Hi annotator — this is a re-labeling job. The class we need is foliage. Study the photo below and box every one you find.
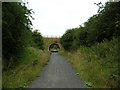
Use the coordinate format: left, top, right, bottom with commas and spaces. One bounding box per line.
2, 2, 44, 70
60, 2, 120, 88
32, 30, 44, 50
61, 2, 120, 51
60, 37, 119, 88
3, 47, 49, 88
60, 29, 74, 51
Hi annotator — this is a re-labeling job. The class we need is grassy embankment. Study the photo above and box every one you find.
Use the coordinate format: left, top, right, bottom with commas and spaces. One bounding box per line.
60, 38, 119, 88
2, 37, 60, 88
3, 47, 50, 88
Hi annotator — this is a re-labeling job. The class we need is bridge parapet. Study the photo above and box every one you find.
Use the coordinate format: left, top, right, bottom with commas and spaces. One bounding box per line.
43, 35, 61, 38
43, 37, 61, 51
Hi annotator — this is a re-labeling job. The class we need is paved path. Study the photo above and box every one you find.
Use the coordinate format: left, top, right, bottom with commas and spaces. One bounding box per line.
29, 52, 85, 88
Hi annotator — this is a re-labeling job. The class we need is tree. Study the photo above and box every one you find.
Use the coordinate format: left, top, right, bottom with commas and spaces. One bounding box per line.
32, 30, 44, 50
60, 29, 74, 51
2, 2, 34, 69
61, 2, 120, 50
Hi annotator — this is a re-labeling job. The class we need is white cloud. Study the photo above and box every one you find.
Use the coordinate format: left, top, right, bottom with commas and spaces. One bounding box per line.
27, 0, 107, 37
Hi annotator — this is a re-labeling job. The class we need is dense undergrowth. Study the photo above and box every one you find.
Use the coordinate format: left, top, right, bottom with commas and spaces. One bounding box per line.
2, 2, 51, 89
3, 47, 50, 88
60, 2, 120, 88
60, 37, 119, 88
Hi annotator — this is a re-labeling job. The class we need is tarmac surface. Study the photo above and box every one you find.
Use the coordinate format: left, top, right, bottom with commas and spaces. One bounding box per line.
29, 52, 85, 88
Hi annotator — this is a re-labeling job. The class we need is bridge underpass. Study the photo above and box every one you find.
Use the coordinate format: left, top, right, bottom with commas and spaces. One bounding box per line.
49, 43, 60, 52
43, 37, 62, 52
29, 37, 85, 88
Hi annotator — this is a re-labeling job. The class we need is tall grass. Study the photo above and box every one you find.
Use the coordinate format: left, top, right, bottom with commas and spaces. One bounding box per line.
3, 47, 50, 88
60, 37, 119, 88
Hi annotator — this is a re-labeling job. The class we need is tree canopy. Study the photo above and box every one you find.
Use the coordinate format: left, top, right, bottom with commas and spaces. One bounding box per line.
61, 2, 120, 51
2, 2, 44, 69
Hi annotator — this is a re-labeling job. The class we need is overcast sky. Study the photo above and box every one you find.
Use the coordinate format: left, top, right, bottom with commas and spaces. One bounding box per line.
27, 0, 108, 37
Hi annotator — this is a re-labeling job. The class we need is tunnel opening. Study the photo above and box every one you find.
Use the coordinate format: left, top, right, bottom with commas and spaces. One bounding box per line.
49, 43, 60, 52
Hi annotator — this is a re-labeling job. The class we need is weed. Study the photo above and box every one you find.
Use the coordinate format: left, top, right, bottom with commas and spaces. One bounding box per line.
60, 38, 119, 88
3, 47, 50, 88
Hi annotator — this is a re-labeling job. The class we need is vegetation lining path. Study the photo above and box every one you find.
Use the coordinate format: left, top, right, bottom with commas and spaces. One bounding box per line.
29, 52, 85, 88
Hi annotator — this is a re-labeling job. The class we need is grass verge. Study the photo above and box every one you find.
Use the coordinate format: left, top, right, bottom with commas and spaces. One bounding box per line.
3, 47, 50, 88
60, 38, 119, 88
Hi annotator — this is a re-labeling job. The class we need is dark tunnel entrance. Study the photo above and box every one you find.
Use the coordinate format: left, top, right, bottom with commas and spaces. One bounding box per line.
49, 43, 60, 52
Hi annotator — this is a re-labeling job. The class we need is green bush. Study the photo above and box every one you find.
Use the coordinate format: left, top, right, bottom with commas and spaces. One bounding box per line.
79, 37, 119, 87
60, 2, 120, 87
61, 37, 119, 88
2, 2, 44, 70
32, 30, 44, 50
60, 29, 74, 51
61, 2, 120, 50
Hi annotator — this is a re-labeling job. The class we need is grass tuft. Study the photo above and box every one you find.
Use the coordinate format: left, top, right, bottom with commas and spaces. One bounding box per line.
3, 47, 50, 88
60, 38, 119, 88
